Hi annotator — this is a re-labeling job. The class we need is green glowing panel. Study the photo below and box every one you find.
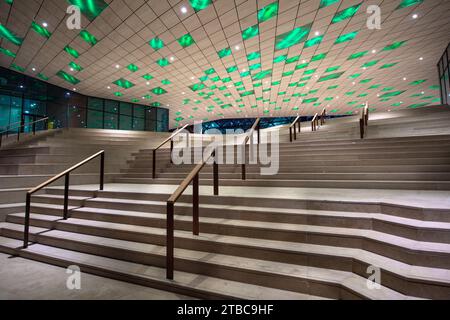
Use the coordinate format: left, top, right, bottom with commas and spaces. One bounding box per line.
127, 64, 138, 72
161, 79, 171, 85
382, 41, 407, 51
189, 83, 206, 92
348, 51, 368, 60
247, 52, 261, 61
303, 98, 318, 104
361, 60, 380, 68
345, 91, 355, 96
318, 72, 344, 82
349, 73, 361, 79
142, 74, 153, 80
205, 68, 215, 75
286, 55, 300, 64
218, 48, 231, 58
149, 38, 164, 50
68, 0, 108, 21
409, 79, 427, 85
319, 0, 339, 8
311, 52, 327, 61
304, 35, 323, 48
328, 85, 338, 89
113, 78, 135, 89
64, 46, 79, 58
0, 24, 23, 46
178, 33, 195, 48
295, 63, 309, 70
273, 55, 287, 63
240, 71, 250, 77
57, 70, 80, 85
369, 84, 381, 89
222, 77, 231, 83
258, 2, 278, 23
156, 58, 170, 67
199, 75, 208, 82
407, 103, 429, 109
69, 61, 83, 71
396, 0, 423, 9
304, 69, 316, 75
282, 71, 294, 77
5, 0, 13, 4
242, 25, 259, 40
332, 3, 362, 23
31, 21, 51, 39
0, 47, 16, 57
360, 78, 373, 83
189, 0, 212, 11
226, 66, 238, 73
79, 30, 97, 46
10, 63, 25, 72
38, 73, 49, 81
240, 90, 255, 97
249, 63, 261, 71
334, 31, 358, 44
325, 66, 340, 73
380, 62, 398, 69
275, 23, 311, 50
151, 87, 167, 95
114, 92, 123, 97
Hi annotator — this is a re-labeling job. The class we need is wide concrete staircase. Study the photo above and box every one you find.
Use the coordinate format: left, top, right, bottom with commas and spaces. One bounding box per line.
0, 106, 450, 299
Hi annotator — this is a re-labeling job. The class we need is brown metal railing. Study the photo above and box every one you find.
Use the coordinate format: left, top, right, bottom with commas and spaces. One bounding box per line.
0, 116, 49, 148
166, 148, 219, 279
320, 108, 327, 125
23, 150, 105, 248
359, 103, 369, 139
152, 124, 189, 179
311, 113, 319, 131
241, 118, 261, 180
289, 115, 301, 142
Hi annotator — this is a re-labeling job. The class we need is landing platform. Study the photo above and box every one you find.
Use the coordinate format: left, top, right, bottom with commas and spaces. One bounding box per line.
54, 183, 450, 210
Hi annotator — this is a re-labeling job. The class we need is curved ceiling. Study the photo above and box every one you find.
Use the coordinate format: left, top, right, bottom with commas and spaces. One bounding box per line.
0, 0, 449, 128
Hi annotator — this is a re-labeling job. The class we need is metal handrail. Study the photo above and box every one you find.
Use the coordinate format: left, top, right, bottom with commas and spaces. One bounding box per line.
152, 124, 189, 179
23, 150, 105, 248
360, 102, 369, 139
241, 118, 261, 180
0, 117, 49, 148
320, 108, 327, 125
289, 115, 301, 142
166, 148, 219, 279
311, 113, 319, 131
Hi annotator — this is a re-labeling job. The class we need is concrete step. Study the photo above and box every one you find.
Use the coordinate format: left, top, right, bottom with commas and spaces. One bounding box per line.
0, 224, 420, 300
0, 163, 124, 175
0, 154, 76, 164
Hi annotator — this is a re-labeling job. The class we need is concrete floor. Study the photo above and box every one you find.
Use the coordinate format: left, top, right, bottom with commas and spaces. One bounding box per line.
0, 253, 193, 300
60, 183, 450, 209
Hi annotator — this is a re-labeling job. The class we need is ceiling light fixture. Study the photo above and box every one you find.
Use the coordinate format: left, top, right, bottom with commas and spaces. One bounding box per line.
181, 6, 188, 14
403, 77, 407, 80
42, 22, 48, 27
412, 14, 418, 19
170, 56, 175, 61
235, 45, 240, 50
372, 49, 376, 53
419, 57, 423, 60
115, 64, 120, 68
315, 31, 320, 36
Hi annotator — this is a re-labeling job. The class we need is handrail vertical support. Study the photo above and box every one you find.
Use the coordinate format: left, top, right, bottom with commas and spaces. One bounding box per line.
293, 124, 297, 140
63, 173, 70, 220
23, 193, 31, 248
298, 121, 301, 133
289, 127, 293, 142
213, 153, 219, 196
170, 140, 174, 164
193, 174, 199, 236
166, 202, 174, 280
257, 123, 260, 144
100, 152, 105, 190
152, 149, 156, 179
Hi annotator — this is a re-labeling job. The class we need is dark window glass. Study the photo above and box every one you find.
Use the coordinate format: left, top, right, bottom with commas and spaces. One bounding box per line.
87, 110, 103, 128
88, 97, 103, 111
119, 115, 132, 130
68, 106, 87, 128
133, 105, 145, 118
120, 102, 132, 116
104, 112, 118, 129
105, 100, 119, 114
133, 118, 144, 131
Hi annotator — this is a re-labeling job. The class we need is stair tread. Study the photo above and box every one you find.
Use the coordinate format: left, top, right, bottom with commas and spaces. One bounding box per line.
0, 224, 420, 300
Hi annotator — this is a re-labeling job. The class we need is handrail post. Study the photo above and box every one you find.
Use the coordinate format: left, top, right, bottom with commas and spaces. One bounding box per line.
360, 118, 365, 139
63, 173, 70, 220
170, 140, 174, 164
152, 149, 156, 179
0, 133, 2, 148
213, 150, 219, 196
166, 201, 174, 280
23, 193, 31, 248
298, 121, 301, 133
100, 152, 105, 190
193, 174, 199, 236
293, 124, 297, 140
32, 116, 36, 136
257, 122, 260, 144
289, 127, 293, 142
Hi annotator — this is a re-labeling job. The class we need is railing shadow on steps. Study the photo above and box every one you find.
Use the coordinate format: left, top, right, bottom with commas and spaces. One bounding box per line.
241, 118, 261, 180
289, 115, 301, 142
152, 124, 190, 179
165, 148, 219, 280
0, 116, 49, 148
359, 102, 369, 139
22, 150, 105, 248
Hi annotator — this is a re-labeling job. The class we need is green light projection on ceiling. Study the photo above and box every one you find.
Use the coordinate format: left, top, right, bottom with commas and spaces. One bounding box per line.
56, 70, 80, 85
409, 79, 427, 85
331, 3, 362, 23
67, 0, 108, 21
380, 62, 398, 69
0, 47, 16, 57
31, 21, 51, 39
10, 63, 25, 72
335, 31, 358, 44
242, 25, 259, 40
189, 0, 212, 11
113, 78, 135, 89
379, 91, 406, 98
311, 52, 327, 61
142, 74, 153, 80
157, 58, 170, 67
178, 33, 195, 47
396, 0, 423, 9
218, 48, 231, 58
258, 2, 278, 23
0, 24, 23, 46
149, 38, 164, 50
382, 41, 407, 51
64, 46, 79, 58
151, 87, 167, 95
127, 64, 138, 72
361, 60, 380, 68
69, 61, 83, 71
319, 0, 339, 8
317, 72, 344, 82
38, 73, 49, 81
275, 24, 311, 50
304, 35, 323, 48
348, 51, 368, 60
79, 30, 97, 46
247, 52, 261, 61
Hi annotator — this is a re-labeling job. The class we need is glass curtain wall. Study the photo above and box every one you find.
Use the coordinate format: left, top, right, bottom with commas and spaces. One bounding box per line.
0, 66, 169, 133
438, 43, 450, 106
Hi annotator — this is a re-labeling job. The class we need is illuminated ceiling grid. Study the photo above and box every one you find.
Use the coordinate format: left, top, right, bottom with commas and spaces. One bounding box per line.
0, 0, 449, 127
